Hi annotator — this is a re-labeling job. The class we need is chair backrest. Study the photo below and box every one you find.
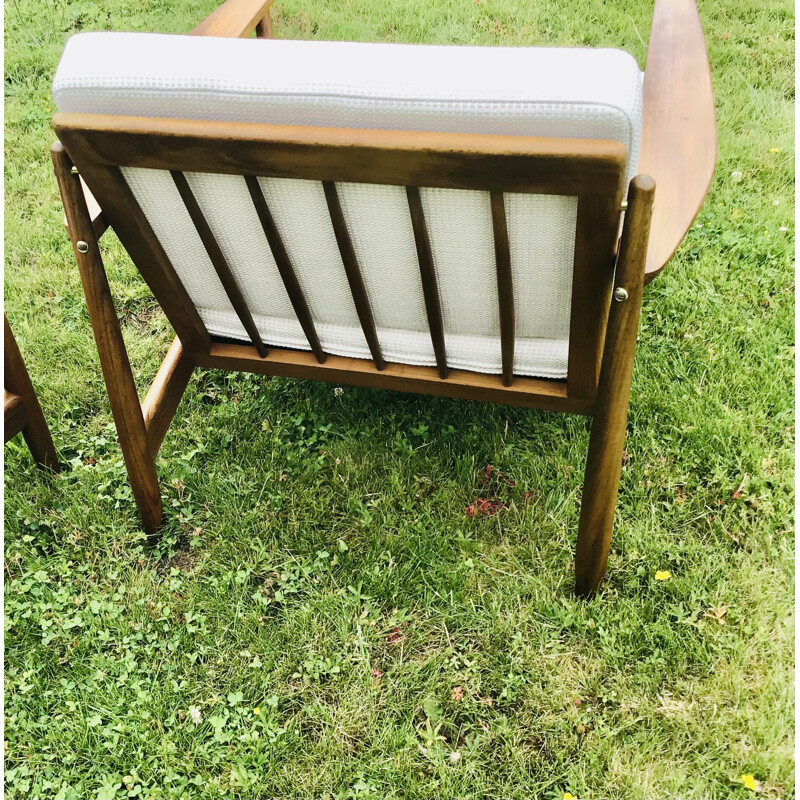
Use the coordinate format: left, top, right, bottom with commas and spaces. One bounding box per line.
53, 33, 642, 399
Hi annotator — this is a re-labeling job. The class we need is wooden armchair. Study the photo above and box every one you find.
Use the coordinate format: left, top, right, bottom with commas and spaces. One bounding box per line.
50, 0, 715, 596
4, 316, 59, 470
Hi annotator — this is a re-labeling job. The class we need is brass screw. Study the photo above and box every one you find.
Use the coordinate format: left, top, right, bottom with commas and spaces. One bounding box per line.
70, 166, 79, 175
76, 241, 89, 254
613, 287, 629, 302
620, 200, 628, 211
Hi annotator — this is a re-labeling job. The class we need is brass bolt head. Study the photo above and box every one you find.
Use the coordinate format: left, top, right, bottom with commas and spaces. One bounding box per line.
76, 241, 90, 254
613, 287, 629, 302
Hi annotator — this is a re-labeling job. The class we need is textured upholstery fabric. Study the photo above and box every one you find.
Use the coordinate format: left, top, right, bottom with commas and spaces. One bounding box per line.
53, 33, 643, 378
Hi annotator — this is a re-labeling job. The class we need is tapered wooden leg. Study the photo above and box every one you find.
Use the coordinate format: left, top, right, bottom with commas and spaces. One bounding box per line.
4, 315, 59, 470
255, 13, 273, 37
255, 1, 274, 38
575, 175, 655, 597
52, 142, 163, 535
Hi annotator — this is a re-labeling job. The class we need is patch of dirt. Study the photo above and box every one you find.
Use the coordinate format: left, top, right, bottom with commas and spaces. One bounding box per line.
122, 302, 165, 334
169, 548, 200, 573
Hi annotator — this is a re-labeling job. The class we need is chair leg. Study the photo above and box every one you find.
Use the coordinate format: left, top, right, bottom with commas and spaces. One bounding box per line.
4, 315, 59, 470
255, 13, 273, 38
52, 142, 163, 536
575, 175, 655, 597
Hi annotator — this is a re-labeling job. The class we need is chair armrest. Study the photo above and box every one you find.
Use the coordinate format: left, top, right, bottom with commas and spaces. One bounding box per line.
191, 0, 274, 38
638, 0, 717, 282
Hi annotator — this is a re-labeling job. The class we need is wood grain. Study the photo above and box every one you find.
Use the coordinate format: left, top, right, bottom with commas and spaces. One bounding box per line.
191, 340, 592, 415
53, 114, 626, 197
171, 170, 267, 357
245, 175, 326, 363
639, 0, 716, 281
56, 155, 212, 354
567, 193, 624, 399
323, 180, 385, 371
491, 192, 515, 387
142, 337, 195, 459
52, 143, 162, 534
4, 316, 58, 468
574, 175, 655, 597
406, 186, 448, 379
191, 0, 274, 37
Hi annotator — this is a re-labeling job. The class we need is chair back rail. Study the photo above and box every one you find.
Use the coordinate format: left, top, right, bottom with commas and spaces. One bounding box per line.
53, 112, 627, 407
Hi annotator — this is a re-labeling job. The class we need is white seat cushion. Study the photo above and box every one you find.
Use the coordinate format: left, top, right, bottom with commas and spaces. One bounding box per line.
53, 33, 643, 379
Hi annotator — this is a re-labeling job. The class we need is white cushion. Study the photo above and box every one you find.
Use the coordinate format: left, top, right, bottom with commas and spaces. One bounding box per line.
53, 33, 643, 379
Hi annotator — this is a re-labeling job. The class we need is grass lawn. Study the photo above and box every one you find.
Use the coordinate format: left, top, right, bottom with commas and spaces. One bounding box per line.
3, 0, 794, 797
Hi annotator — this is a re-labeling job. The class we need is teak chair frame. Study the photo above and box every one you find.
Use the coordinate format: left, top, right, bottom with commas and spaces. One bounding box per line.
4, 315, 59, 470
51, 0, 715, 597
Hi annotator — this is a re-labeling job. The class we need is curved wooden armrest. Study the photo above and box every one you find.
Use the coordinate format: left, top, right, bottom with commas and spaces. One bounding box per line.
638, 0, 717, 282
191, 0, 274, 38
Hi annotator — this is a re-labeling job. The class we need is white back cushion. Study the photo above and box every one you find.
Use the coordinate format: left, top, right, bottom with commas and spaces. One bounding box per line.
53, 33, 643, 379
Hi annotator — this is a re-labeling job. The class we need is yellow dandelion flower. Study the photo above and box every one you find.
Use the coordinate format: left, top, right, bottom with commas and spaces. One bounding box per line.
655, 570, 671, 581
564, 793, 578, 800
253, 707, 261, 715
769, 147, 781, 153
739, 774, 761, 792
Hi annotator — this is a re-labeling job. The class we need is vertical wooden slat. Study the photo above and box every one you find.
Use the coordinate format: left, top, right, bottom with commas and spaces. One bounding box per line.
322, 180, 385, 371
171, 170, 267, 358
490, 191, 514, 387
244, 175, 326, 364
406, 186, 448, 380
567, 195, 621, 399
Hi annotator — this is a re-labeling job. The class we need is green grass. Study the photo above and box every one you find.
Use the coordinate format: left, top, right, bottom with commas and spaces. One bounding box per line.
3, 0, 794, 797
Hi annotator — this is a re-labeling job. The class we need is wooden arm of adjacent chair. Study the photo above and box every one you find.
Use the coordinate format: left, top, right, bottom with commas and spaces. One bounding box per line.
639, 0, 717, 282
191, 0, 274, 38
